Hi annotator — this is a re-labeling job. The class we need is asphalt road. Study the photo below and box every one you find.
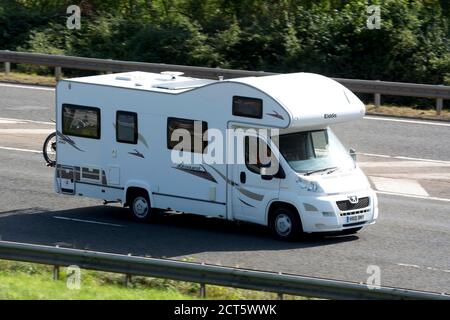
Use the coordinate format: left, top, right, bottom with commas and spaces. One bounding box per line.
0, 82, 449, 294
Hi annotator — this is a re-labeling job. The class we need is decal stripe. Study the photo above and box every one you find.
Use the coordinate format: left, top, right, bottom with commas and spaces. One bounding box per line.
173, 165, 217, 183
237, 187, 264, 201
239, 198, 255, 208
266, 110, 284, 120
56, 131, 84, 152
206, 164, 264, 201
138, 133, 149, 148
153, 192, 226, 205
128, 149, 145, 158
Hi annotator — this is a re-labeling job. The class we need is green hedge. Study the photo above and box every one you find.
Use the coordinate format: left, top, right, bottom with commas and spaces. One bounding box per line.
1, 0, 449, 89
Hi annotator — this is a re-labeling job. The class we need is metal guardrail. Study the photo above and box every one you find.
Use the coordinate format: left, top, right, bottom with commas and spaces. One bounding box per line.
0, 240, 448, 300
0, 50, 449, 114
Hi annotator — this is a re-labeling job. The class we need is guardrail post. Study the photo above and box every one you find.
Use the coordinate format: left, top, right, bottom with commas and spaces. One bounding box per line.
374, 93, 381, 109
199, 283, 206, 298
4, 62, 10, 76
55, 66, 62, 81
53, 265, 60, 280
277, 293, 284, 300
125, 274, 132, 287
436, 98, 443, 116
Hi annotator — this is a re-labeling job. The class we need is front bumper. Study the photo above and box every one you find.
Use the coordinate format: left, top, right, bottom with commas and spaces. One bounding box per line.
299, 189, 378, 233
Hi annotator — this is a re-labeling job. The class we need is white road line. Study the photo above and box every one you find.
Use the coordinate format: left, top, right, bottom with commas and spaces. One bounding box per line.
364, 116, 450, 127
0, 82, 54, 91
358, 152, 450, 164
0, 117, 54, 125
396, 263, 450, 274
0, 146, 42, 154
0, 129, 54, 134
359, 161, 450, 168
376, 191, 450, 202
53, 216, 124, 227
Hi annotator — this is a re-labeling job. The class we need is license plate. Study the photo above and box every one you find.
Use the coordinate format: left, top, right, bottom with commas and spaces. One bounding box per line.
346, 214, 364, 223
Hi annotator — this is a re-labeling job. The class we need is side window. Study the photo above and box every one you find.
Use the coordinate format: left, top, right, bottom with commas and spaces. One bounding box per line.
62, 104, 101, 139
311, 130, 329, 157
245, 136, 272, 174
232, 96, 263, 119
167, 117, 208, 154
116, 111, 138, 144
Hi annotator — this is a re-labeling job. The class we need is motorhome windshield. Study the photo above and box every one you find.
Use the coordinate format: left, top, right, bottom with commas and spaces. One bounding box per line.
278, 129, 354, 175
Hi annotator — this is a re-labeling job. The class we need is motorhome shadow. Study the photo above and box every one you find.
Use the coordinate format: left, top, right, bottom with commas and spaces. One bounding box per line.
52, 71, 378, 241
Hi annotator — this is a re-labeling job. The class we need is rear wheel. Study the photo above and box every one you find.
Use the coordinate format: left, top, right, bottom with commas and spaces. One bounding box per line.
269, 207, 303, 241
129, 190, 154, 222
43, 132, 57, 167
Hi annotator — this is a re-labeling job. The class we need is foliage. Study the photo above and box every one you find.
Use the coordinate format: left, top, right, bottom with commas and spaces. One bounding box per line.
0, 0, 448, 86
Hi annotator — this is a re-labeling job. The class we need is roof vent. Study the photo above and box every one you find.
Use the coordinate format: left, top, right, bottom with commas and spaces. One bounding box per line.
116, 76, 132, 81
160, 71, 184, 80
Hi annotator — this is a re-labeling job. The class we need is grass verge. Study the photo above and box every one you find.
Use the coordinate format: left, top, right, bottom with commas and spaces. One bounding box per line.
366, 104, 450, 121
0, 71, 56, 86
0, 260, 307, 300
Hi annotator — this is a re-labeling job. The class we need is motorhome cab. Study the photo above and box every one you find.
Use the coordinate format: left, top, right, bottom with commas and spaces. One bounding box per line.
54, 71, 378, 240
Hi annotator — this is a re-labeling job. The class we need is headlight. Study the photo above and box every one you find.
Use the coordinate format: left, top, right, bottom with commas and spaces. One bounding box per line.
296, 177, 323, 193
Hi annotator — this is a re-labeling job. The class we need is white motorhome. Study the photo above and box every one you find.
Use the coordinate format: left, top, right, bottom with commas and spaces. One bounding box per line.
53, 71, 378, 240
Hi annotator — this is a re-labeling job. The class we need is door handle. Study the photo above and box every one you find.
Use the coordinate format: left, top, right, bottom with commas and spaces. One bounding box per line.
240, 172, 246, 184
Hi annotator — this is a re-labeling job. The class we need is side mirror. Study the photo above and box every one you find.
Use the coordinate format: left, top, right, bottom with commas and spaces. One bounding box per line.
260, 166, 274, 181
349, 148, 357, 162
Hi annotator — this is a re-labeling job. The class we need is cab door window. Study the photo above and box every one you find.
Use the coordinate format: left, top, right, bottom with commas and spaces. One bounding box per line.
244, 136, 273, 174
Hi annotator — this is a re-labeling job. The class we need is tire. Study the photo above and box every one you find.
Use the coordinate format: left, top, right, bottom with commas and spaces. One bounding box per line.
269, 207, 303, 241
43, 132, 57, 167
340, 227, 363, 235
129, 190, 154, 222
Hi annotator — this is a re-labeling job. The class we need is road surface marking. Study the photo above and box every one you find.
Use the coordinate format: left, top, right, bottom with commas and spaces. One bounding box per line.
0, 119, 26, 124
376, 191, 450, 202
375, 172, 450, 180
0, 129, 54, 134
364, 116, 450, 127
370, 176, 429, 197
0, 146, 42, 154
396, 263, 450, 274
358, 152, 450, 164
53, 216, 124, 227
0, 82, 55, 91
0, 117, 54, 125
359, 161, 450, 168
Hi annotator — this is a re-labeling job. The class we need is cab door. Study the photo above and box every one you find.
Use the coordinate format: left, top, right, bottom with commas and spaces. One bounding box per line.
231, 131, 280, 224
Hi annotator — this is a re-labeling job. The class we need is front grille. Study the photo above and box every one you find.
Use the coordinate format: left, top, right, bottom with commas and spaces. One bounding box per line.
336, 197, 370, 211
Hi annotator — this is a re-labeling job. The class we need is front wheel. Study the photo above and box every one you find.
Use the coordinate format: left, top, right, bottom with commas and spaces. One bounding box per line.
43, 132, 57, 167
269, 207, 303, 241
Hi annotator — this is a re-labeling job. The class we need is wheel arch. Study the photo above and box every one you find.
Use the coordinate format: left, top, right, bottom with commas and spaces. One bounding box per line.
123, 181, 154, 207
266, 200, 302, 226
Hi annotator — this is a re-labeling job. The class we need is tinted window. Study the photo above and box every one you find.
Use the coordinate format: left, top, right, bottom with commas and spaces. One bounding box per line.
116, 111, 138, 144
62, 104, 100, 139
232, 96, 263, 119
167, 117, 208, 153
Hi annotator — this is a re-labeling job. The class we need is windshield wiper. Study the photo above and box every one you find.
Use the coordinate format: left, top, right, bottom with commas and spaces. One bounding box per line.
304, 166, 338, 176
